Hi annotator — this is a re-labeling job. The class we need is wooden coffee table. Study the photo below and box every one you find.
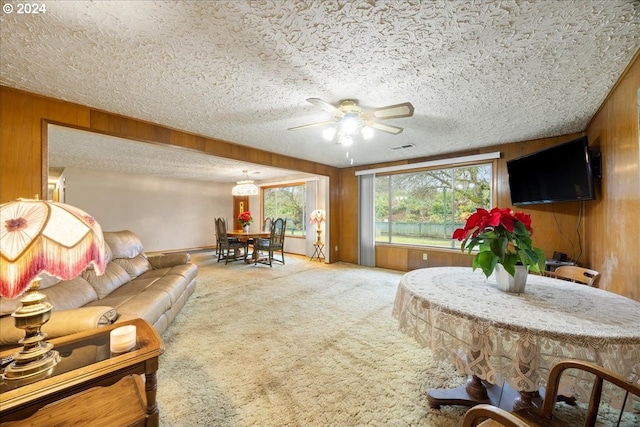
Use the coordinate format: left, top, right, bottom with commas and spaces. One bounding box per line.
0, 318, 164, 426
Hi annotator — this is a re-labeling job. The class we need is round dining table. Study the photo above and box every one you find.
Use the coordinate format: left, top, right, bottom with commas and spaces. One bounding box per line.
392, 267, 640, 410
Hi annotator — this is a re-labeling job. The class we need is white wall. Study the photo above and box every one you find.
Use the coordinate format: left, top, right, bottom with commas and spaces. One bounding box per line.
63, 168, 330, 258
64, 167, 233, 252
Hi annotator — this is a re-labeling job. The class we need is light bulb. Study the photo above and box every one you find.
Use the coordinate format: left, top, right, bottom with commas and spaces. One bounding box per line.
340, 135, 353, 146
323, 127, 336, 141
361, 126, 374, 140
341, 115, 359, 134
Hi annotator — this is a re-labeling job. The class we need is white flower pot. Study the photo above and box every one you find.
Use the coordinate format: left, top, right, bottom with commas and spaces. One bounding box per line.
494, 263, 529, 293
243, 225, 250, 233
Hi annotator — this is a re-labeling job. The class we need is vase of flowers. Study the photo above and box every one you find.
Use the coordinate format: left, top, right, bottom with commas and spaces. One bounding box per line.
452, 207, 545, 293
238, 211, 253, 232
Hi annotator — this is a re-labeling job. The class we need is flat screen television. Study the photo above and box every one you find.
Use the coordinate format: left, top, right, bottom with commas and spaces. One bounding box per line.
507, 136, 597, 205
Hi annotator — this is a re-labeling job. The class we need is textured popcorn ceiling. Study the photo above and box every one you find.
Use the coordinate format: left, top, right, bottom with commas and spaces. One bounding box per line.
1, 1, 639, 180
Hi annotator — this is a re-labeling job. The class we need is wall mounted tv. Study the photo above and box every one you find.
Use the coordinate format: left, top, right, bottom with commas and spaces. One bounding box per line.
507, 136, 598, 205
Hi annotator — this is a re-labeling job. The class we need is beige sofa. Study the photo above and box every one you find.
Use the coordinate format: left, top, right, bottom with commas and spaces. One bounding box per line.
1, 230, 197, 349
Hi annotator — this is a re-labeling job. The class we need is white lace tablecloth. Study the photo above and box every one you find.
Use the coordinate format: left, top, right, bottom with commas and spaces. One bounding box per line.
393, 267, 640, 399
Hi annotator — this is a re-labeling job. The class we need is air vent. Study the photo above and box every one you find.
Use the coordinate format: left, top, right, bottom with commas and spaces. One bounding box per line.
391, 144, 415, 151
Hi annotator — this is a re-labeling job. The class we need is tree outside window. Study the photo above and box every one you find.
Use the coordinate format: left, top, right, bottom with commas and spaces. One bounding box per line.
263, 184, 306, 236
375, 163, 493, 248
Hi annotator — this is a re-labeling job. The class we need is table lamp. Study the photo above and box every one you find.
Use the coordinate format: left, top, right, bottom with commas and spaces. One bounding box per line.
310, 209, 326, 245
0, 198, 107, 384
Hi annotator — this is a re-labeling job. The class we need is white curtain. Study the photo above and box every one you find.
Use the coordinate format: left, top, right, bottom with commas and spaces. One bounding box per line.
306, 180, 318, 257
358, 173, 375, 267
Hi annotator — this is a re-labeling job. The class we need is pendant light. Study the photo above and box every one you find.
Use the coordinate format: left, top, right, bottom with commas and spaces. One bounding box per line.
232, 170, 259, 196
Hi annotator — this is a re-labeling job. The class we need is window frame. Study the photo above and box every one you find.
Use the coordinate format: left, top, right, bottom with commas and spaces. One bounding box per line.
261, 181, 307, 239
373, 158, 497, 250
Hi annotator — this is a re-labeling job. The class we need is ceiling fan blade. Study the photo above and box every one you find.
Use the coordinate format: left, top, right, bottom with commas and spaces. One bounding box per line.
288, 120, 337, 131
368, 121, 404, 135
368, 102, 414, 120
306, 98, 343, 117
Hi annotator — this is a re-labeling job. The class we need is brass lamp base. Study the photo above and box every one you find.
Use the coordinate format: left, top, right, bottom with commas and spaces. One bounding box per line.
2, 279, 61, 385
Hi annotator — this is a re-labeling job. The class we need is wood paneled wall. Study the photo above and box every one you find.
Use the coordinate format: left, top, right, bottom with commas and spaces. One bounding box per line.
584, 51, 640, 301
2, 48, 638, 301
338, 52, 640, 301
339, 133, 583, 267
0, 86, 342, 262
0, 89, 91, 201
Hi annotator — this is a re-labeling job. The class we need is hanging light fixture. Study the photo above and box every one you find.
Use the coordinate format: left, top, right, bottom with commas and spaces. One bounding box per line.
322, 112, 376, 146
232, 170, 259, 196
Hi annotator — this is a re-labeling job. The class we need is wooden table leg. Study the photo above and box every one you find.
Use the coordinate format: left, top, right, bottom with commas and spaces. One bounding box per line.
427, 375, 495, 409
427, 375, 543, 411
144, 369, 160, 426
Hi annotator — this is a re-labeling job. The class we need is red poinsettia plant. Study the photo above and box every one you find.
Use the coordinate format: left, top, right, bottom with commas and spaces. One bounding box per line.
237, 211, 253, 227
452, 207, 545, 278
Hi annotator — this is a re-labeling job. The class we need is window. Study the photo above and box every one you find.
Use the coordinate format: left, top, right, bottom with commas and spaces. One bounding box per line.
375, 163, 493, 248
263, 183, 306, 236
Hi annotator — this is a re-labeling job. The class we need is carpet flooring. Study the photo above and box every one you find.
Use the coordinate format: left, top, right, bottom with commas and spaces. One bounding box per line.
156, 253, 638, 426
156, 253, 468, 426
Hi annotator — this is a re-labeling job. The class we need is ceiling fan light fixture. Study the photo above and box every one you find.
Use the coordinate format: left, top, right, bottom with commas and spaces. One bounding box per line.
232, 170, 259, 196
340, 135, 353, 146
323, 127, 337, 141
341, 114, 360, 134
361, 126, 374, 140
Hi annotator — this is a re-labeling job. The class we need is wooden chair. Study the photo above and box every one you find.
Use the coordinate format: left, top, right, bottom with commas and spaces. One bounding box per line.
545, 266, 601, 287
463, 404, 531, 427
262, 217, 273, 232
464, 360, 640, 427
254, 217, 286, 267
215, 217, 246, 264
516, 360, 640, 427
214, 217, 237, 255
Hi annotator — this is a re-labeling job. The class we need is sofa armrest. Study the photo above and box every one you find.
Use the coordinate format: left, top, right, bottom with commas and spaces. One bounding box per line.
0, 306, 117, 347
147, 253, 191, 269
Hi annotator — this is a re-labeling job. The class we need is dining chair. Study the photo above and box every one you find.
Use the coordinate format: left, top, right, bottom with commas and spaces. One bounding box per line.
254, 217, 286, 267
215, 217, 239, 255
515, 359, 640, 427
462, 404, 531, 427
464, 360, 640, 427
262, 217, 273, 233
215, 217, 246, 264
545, 266, 601, 287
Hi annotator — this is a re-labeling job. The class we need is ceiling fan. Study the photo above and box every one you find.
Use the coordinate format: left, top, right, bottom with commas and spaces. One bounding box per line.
288, 98, 414, 144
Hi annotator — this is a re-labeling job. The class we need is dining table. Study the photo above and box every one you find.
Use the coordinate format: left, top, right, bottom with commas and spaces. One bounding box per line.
227, 230, 270, 263
392, 267, 640, 411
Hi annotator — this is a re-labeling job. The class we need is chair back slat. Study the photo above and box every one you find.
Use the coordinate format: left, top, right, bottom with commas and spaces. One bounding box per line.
540, 360, 640, 427
272, 218, 285, 245
553, 266, 601, 287
263, 217, 273, 233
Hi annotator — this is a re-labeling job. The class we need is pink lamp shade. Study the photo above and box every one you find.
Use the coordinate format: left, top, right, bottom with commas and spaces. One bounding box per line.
0, 199, 108, 299
310, 209, 326, 225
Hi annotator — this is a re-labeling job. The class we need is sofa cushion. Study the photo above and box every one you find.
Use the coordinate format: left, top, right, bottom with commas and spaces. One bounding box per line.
0, 297, 21, 316
113, 255, 151, 279
88, 289, 172, 326
39, 273, 62, 290
148, 253, 191, 269
42, 277, 99, 311
0, 306, 117, 346
104, 230, 145, 259
0, 275, 98, 315
82, 262, 131, 299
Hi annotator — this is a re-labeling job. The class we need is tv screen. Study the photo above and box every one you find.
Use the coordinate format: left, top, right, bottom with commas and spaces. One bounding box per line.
507, 136, 596, 205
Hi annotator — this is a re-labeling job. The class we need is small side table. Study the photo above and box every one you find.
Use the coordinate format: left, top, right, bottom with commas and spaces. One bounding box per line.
0, 318, 163, 426
310, 243, 325, 262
